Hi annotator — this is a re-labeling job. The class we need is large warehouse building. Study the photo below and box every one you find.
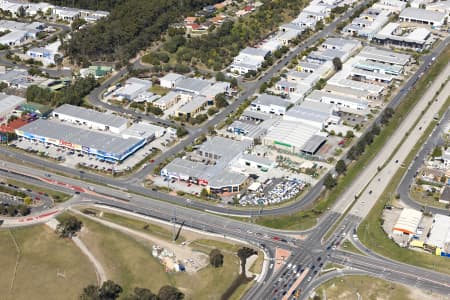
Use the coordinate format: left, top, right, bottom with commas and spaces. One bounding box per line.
392, 208, 422, 235
52, 104, 128, 134
263, 120, 326, 155
16, 119, 145, 162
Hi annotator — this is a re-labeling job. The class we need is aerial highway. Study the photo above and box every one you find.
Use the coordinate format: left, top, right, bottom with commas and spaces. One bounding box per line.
1, 32, 447, 224
1, 1, 450, 298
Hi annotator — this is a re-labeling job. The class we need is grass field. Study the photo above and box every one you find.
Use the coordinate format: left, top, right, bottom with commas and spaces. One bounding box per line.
99, 211, 181, 242
340, 240, 364, 255
76, 215, 172, 294
0, 225, 96, 300
74, 213, 250, 300
315, 275, 424, 300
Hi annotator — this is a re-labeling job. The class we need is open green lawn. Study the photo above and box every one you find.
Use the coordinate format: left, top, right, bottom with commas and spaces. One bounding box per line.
99, 211, 179, 242
316, 275, 419, 300
76, 215, 172, 295
0, 225, 96, 300
254, 208, 319, 230
5, 178, 71, 203
75, 213, 249, 300
340, 240, 363, 255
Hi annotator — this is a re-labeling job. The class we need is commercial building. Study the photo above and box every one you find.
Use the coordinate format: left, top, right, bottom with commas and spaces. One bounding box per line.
275, 70, 320, 98
250, 94, 291, 115
351, 59, 404, 76
320, 38, 362, 60
161, 136, 252, 193
52, 104, 128, 134
16, 119, 145, 162
227, 120, 268, 141
0, 94, 25, 120
26, 47, 58, 65
373, 22, 432, 51
284, 100, 338, 129
263, 119, 325, 155
393, 208, 422, 235
120, 122, 165, 141
305, 89, 368, 111
230, 47, 269, 74
358, 46, 411, 66
399, 7, 447, 28
176, 96, 208, 119
52, 7, 81, 21
237, 153, 276, 171
160, 73, 185, 89
174, 77, 230, 100
153, 91, 189, 110
343, 8, 390, 39
114, 78, 152, 101
425, 214, 450, 254
373, 0, 406, 13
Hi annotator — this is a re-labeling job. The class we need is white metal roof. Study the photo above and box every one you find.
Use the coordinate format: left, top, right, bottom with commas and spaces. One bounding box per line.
393, 208, 422, 234
426, 214, 450, 251
53, 104, 128, 128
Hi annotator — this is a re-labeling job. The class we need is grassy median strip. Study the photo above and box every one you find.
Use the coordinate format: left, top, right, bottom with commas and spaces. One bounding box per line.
253, 46, 450, 230
357, 97, 450, 276
5, 178, 71, 202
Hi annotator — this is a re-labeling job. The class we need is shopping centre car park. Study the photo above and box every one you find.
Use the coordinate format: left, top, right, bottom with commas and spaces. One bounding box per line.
10, 104, 168, 174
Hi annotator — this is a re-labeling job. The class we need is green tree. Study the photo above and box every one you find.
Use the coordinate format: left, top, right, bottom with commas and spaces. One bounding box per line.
72, 18, 87, 31
200, 188, 209, 198
432, 146, 442, 158
23, 196, 33, 206
56, 215, 82, 238
332, 57, 342, 71
209, 249, 224, 268
158, 285, 184, 300
80, 284, 100, 300
214, 93, 228, 108
98, 280, 122, 300
215, 72, 226, 82
324, 174, 337, 190
17, 205, 30, 216
176, 127, 188, 138
345, 130, 355, 139
335, 160, 347, 175
54, 54, 63, 68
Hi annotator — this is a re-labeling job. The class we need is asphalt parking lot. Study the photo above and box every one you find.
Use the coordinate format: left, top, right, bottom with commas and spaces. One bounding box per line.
10, 138, 159, 174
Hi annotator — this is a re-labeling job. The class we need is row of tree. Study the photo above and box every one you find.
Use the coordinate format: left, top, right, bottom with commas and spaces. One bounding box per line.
323, 107, 396, 190
25, 75, 98, 107
80, 280, 184, 300
0, 203, 30, 217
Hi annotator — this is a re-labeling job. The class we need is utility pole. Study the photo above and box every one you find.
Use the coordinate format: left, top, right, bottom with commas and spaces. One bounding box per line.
172, 209, 177, 242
